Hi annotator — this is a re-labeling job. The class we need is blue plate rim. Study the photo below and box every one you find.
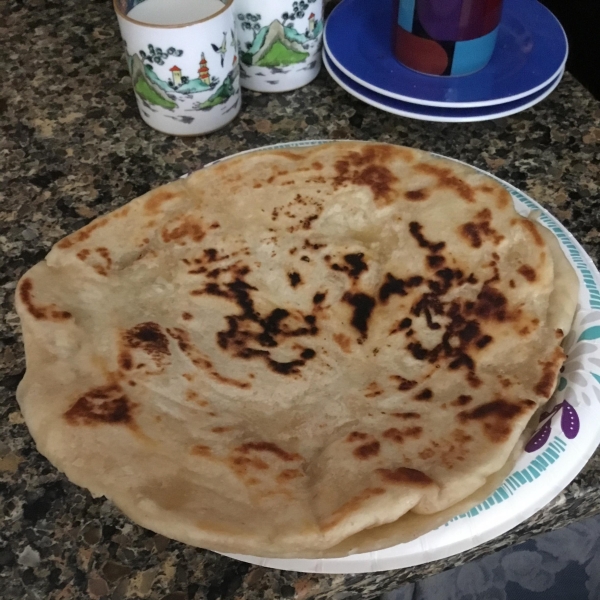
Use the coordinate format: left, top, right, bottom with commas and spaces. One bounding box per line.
323, 49, 564, 123
324, 0, 568, 109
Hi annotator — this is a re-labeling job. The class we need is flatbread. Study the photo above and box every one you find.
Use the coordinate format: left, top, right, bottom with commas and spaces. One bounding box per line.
15, 142, 578, 557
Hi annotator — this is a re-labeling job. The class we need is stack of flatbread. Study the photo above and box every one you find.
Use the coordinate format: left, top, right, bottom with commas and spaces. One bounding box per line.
15, 142, 578, 558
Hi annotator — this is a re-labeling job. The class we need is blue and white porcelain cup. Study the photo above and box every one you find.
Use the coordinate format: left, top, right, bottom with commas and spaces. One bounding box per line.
234, 0, 324, 92
114, 0, 242, 136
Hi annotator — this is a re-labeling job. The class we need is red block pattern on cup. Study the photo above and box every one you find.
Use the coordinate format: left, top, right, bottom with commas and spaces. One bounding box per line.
393, 0, 503, 76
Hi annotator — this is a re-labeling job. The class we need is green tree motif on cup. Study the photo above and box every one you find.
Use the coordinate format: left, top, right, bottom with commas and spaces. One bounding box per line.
238, 13, 262, 49
139, 44, 184, 66
281, 0, 317, 27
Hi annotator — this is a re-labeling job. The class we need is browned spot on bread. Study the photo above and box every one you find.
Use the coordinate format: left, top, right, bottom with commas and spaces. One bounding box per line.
253, 183, 262, 188
77, 249, 90, 260
118, 353, 133, 371
476, 335, 493, 349
408, 222, 445, 253
365, 382, 384, 398
392, 412, 421, 420
161, 216, 205, 245
452, 429, 473, 444
191, 444, 211, 456
185, 390, 208, 406
396, 317, 412, 331
301, 214, 319, 230
457, 399, 536, 442
353, 441, 380, 459
469, 285, 509, 321
237, 442, 301, 462
213, 370, 251, 389
312, 161, 323, 170
459, 209, 504, 248
459, 223, 481, 248
272, 151, 303, 161
383, 426, 422, 443
168, 327, 251, 388
288, 272, 302, 287
322, 487, 386, 531
343, 253, 368, 278
534, 348, 565, 397
64, 385, 137, 427
57, 216, 110, 249
96, 247, 111, 264
377, 467, 433, 486
333, 147, 400, 206
212, 426, 232, 433
313, 292, 326, 304
405, 188, 429, 201
124, 322, 170, 362
88, 246, 113, 277
427, 255, 445, 269
379, 273, 423, 303
144, 189, 176, 215
18, 278, 72, 321
207, 277, 318, 376
347, 431, 369, 442
495, 188, 510, 208
419, 448, 435, 460
414, 163, 475, 203
343, 292, 376, 339
277, 469, 303, 483
391, 375, 418, 391
231, 456, 269, 472
467, 371, 483, 388
414, 388, 433, 401
518, 219, 545, 246
518, 265, 537, 282
451, 395, 473, 407
182, 312, 193, 321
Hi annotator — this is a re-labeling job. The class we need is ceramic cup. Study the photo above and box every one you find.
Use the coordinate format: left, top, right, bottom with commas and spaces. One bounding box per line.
113, 0, 241, 136
234, 0, 324, 92
393, 0, 504, 77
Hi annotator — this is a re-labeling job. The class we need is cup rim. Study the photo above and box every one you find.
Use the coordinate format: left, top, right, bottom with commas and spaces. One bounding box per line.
113, 0, 234, 29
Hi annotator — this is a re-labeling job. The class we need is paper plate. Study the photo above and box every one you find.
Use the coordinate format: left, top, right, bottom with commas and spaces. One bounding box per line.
323, 50, 564, 123
202, 141, 600, 573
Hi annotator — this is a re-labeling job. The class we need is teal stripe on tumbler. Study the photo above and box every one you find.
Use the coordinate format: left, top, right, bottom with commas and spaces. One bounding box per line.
451, 26, 499, 76
397, 0, 416, 31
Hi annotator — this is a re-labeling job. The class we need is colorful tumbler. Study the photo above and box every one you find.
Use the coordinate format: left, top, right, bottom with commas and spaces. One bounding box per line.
393, 0, 504, 76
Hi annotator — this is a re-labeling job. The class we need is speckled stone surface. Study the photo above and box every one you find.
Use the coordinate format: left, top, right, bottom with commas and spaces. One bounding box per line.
2, 0, 600, 599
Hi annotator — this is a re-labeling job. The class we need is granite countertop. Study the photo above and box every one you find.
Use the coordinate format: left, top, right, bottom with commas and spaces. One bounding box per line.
2, 0, 600, 599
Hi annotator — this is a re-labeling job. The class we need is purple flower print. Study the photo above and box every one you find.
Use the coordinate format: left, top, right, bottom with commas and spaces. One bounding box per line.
525, 401, 579, 453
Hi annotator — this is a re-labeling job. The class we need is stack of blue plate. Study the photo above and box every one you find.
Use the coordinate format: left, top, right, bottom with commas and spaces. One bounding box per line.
323, 0, 567, 122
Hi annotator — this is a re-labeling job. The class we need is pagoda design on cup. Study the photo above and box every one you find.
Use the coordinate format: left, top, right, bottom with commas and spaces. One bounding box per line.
393, 0, 504, 76
114, 0, 242, 135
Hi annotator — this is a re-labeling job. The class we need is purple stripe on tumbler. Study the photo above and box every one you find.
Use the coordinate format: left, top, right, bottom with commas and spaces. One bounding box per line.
416, 0, 464, 41
415, 0, 503, 41
459, 0, 503, 39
